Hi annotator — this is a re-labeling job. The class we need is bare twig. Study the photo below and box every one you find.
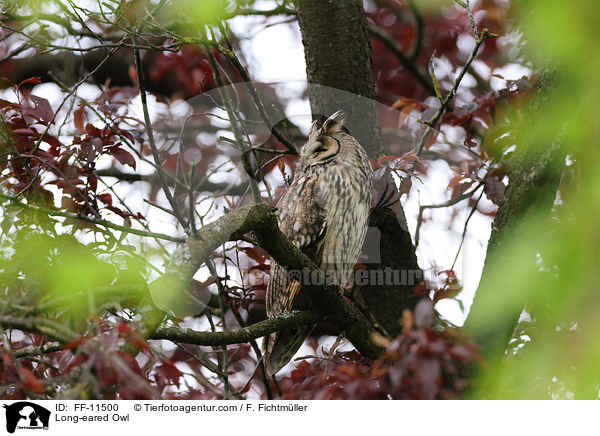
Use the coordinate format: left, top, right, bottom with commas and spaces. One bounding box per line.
206, 260, 231, 398
210, 42, 298, 155
410, 3, 498, 172
205, 43, 262, 202
451, 188, 484, 271
133, 43, 189, 230
414, 182, 484, 247
230, 307, 273, 399
95, 168, 250, 196
174, 344, 243, 399
223, 6, 297, 20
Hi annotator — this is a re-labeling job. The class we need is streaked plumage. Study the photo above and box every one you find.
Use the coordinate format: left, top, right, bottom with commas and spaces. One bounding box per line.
263, 111, 373, 375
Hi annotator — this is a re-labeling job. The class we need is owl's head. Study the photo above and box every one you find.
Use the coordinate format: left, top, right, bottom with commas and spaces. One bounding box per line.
299, 110, 347, 171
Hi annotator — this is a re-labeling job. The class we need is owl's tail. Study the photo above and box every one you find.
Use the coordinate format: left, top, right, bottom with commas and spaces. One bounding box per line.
263, 325, 314, 376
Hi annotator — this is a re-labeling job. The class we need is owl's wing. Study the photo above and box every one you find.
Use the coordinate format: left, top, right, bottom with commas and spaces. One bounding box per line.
263, 175, 326, 375
266, 175, 326, 315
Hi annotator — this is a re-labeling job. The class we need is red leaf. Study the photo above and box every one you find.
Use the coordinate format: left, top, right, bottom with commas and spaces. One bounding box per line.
397, 103, 417, 126
116, 351, 142, 376
155, 361, 182, 388
399, 177, 412, 195
277, 158, 286, 177
42, 133, 62, 155
64, 337, 87, 350
61, 196, 77, 212
116, 322, 133, 334
110, 146, 136, 169
224, 195, 236, 209
413, 281, 427, 296
64, 354, 89, 374
95, 356, 118, 387
1, 352, 16, 373
391, 97, 423, 110
12, 128, 38, 136
373, 167, 387, 182
450, 344, 478, 362
449, 177, 475, 202
89, 174, 98, 192
107, 205, 130, 218
97, 193, 113, 206
19, 77, 42, 86
238, 245, 266, 263
29, 95, 53, 123
414, 358, 441, 399
432, 287, 461, 303
378, 155, 397, 164
85, 123, 101, 137
424, 129, 439, 150
0, 98, 18, 109
74, 104, 85, 132
484, 176, 505, 205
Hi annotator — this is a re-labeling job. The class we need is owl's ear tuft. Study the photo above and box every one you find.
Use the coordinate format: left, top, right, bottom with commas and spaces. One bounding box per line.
321, 110, 346, 135
308, 118, 321, 137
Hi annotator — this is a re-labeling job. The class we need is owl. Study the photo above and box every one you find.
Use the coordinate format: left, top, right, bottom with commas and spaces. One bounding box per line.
263, 110, 374, 375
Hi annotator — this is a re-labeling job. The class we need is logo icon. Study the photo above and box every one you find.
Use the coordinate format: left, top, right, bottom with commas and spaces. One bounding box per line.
3, 402, 50, 434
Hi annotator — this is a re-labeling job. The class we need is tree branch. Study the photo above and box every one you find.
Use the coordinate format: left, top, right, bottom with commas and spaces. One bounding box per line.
95, 168, 250, 196
204, 42, 262, 202
0, 311, 320, 358
150, 311, 322, 346
0, 193, 185, 243
411, 23, 497, 172
13, 342, 64, 359
210, 42, 299, 156
133, 43, 189, 230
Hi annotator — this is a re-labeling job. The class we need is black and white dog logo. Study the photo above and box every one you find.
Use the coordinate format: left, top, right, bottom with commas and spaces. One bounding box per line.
3, 402, 50, 433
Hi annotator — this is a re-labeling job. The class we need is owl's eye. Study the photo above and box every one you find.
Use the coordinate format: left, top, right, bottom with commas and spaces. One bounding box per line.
314, 145, 327, 154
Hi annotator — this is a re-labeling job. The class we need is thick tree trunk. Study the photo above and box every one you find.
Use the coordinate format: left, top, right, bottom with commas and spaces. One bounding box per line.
294, 0, 422, 336
294, 0, 383, 158
464, 68, 566, 361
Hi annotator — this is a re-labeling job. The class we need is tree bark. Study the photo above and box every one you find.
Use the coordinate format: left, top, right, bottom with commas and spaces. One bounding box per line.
294, 0, 383, 158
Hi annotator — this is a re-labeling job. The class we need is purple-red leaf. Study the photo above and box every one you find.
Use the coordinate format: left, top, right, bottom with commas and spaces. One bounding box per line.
74, 104, 86, 132
29, 95, 53, 123
19, 77, 42, 86
110, 146, 136, 169
97, 193, 113, 206
484, 176, 505, 205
